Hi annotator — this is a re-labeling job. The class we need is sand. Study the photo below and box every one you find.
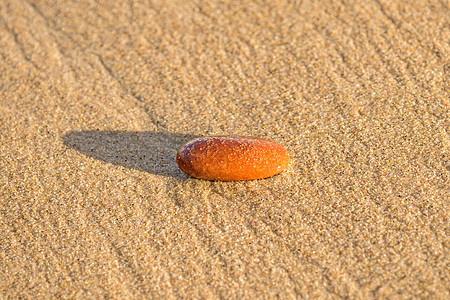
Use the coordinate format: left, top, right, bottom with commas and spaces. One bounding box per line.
0, 0, 449, 298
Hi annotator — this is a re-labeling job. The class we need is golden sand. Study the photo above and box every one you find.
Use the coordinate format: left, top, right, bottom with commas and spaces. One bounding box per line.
0, 0, 448, 298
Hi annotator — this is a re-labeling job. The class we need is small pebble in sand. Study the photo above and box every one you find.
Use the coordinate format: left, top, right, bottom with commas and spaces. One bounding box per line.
176, 136, 289, 181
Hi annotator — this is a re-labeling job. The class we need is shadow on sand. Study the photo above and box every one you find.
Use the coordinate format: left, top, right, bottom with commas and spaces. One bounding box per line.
62, 131, 199, 179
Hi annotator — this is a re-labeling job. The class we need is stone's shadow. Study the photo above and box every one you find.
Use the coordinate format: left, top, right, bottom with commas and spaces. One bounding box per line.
62, 131, 199, 179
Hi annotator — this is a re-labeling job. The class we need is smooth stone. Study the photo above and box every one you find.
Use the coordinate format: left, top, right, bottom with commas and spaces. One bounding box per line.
176, 136, 289, 181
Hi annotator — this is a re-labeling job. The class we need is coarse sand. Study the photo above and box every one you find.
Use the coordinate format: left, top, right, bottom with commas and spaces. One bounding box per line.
0, 0, 449, 298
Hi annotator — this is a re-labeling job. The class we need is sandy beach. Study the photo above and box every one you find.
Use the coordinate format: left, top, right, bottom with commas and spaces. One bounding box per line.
0, 0, 449, 298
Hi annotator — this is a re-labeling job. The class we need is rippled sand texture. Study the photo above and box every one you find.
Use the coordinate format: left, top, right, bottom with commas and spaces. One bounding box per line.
0, 0, 448, 298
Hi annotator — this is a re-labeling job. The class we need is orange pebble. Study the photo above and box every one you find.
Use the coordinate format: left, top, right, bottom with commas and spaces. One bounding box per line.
176, 136, 289, 181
